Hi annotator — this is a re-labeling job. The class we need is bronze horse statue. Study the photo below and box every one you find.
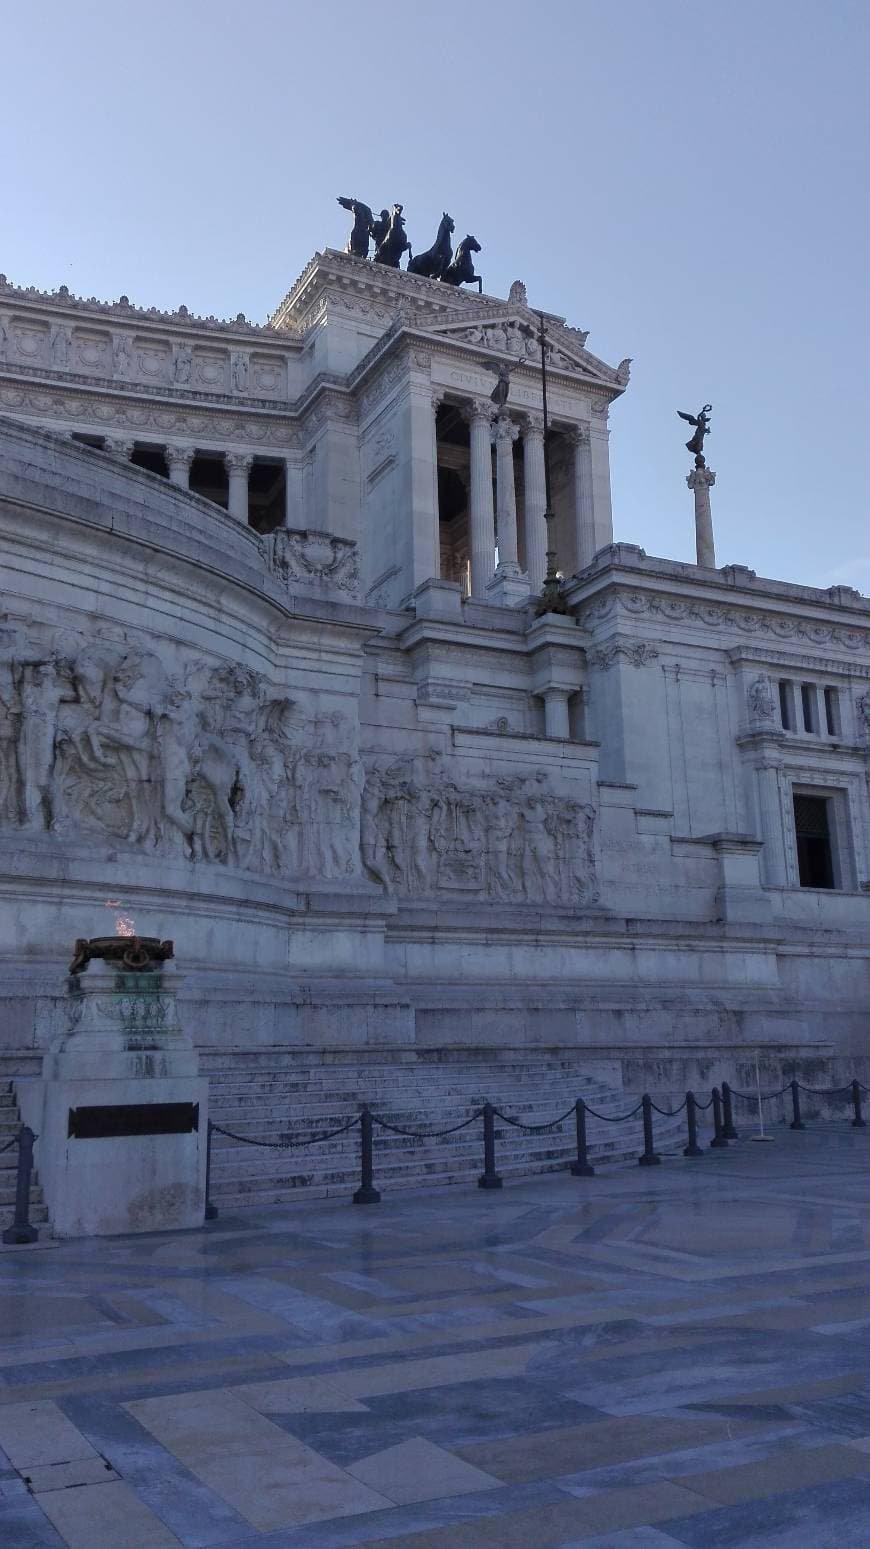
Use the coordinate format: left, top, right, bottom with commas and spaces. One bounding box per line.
374, 205, 411, 268
337, 196, 377, 259
407, 212, 454, 279
442, 235, 482, 289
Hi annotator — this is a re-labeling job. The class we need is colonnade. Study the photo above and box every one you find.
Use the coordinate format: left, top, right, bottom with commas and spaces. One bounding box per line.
103, 438, 289, 526
449, 400, 598, 600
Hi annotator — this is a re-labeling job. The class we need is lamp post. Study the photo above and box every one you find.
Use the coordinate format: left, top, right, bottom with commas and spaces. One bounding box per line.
533, 311, 568, 615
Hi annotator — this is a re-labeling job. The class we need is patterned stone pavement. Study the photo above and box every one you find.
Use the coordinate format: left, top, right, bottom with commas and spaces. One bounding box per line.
3, 1130, 870, 1547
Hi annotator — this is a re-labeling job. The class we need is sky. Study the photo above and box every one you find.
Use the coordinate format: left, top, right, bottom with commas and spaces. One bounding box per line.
3, 0, 868, 589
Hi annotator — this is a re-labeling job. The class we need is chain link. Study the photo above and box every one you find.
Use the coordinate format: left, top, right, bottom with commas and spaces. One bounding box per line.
491, 1105, 575, 1134
371, 1110, 484, 1139
210, 1116, 360, 1150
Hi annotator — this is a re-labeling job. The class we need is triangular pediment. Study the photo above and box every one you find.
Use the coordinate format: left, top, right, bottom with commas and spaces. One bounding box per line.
418, 307, 628, 391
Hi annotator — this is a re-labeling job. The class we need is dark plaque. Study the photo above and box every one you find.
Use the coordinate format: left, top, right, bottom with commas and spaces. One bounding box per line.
68, 1102, 199, 1139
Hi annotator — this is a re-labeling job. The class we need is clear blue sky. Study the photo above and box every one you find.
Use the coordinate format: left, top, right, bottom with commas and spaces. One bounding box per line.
4, 0, 867, 589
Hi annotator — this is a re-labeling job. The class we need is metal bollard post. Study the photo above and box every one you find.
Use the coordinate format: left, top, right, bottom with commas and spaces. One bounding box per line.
721, 1081, 739, 1140
790, 1079, 804, 1131
710, 1087, 729, 1148
204, 1119, 219, 1221
353, 1107, 381, 1204
852, 1079, 866, 1128
2, 1126, 39, 1244
638, 1094, 661, 1167
683, 1091, 704, 1157
477, 1103, 503, 1190
570, 1097, 595, 1177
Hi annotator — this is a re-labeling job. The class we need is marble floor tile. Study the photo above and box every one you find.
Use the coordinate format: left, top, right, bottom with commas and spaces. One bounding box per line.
1, 1132, 870, 1547
345, 1435, 502, 1504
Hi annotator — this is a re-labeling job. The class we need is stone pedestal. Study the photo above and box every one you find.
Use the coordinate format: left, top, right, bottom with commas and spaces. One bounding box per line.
35, 954, 207, 1238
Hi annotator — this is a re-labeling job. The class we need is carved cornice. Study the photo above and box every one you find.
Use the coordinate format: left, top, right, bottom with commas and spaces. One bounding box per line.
581, 589, 870, 657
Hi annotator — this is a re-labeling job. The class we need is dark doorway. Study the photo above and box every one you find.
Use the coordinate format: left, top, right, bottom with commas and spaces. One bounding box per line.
793, 793, 834, 888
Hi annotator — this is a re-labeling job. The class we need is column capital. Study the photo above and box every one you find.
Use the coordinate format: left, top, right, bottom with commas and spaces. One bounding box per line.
461, 398, 495, 428
225, 451, 254, 474
687, 466, 716, 490
105, 437, 134, 459
520, 411, 545, 438
431, 388, 445, 414
166, 444, 196, 469
566, 421, 591, 447
493, 414, 519, 445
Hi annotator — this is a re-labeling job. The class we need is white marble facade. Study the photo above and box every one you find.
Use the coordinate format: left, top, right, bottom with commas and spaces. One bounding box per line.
1, 253, 869, 1087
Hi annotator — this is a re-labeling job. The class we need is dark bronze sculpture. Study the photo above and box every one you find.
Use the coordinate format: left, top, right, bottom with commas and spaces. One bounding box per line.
677, 404, 713, 467
489, 362, 513, 410
373, 204, 411, 268
407, 212, 454, 279
69, 936, 174, 975
441, 235, 481, 288
337, 197, 378, 259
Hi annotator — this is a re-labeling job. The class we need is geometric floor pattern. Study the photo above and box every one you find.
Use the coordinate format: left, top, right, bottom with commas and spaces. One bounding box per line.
3, 1128, 870, 1547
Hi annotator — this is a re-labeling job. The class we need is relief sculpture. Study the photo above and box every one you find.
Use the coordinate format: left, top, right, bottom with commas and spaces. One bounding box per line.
360, 756, 598, 906
0, 629, 362, 882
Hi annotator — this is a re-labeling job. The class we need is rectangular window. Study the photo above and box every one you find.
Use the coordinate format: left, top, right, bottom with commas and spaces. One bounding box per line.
800, 683, 816, 734
778, 680, 792, 730
793, 793, 834, 888
824, 687, 840, 737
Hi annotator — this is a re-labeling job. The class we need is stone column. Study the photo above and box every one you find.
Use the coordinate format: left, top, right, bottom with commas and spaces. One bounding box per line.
493, 414, 520, 569
571, 423, 595, 571
284, 457, 303, 528
166, 445, 195, 488
522, 413, 547, 595
431, 390, 444, 578
225, 452, 253, 523
543, 688, 571, 739
687, 466, 716, 568
105, 437, 134, 460
464, 399, 496, 600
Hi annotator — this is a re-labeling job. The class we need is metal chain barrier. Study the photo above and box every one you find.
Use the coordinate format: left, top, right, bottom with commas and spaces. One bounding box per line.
583, 1101, 644, 1123
372, 1110, 484, 1140
210, 1116, 361, 1150
490, 1105, 575, 1134
729, 1084, 790, 1102
650, 1098, 688, 1118
796, 1083, 854, 1096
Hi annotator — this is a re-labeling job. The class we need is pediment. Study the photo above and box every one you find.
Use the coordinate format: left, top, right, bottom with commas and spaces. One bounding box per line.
418, 308, 628, 391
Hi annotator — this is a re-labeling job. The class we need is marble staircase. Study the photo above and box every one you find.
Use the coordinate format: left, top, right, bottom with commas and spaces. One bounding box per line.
203, 1056, 691, 1210
0, 1080, 47, 1228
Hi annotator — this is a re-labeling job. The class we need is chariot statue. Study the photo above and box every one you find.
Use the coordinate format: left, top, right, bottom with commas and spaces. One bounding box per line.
407, 213, 454, 280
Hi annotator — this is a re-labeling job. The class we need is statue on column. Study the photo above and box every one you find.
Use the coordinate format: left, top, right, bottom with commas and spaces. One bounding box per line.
489, 362, 513, 410
677, 404, 712, 467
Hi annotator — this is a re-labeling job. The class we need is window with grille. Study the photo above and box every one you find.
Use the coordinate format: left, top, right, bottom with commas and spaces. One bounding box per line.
793, 793, 834, 888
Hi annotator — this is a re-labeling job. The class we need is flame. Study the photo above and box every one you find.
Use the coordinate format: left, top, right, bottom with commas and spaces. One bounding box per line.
105, 900, 136, 938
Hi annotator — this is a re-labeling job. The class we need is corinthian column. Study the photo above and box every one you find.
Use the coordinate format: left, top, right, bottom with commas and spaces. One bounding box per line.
225, 452, 253, 523
521, 413, 547, 595
166, 445, 195, 488
463, 399, 496, 600
571, 423, 595, 571
493, 415, 520, 569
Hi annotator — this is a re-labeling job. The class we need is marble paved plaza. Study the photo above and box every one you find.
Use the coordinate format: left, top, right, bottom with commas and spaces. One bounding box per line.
3, 1132, 870, 1547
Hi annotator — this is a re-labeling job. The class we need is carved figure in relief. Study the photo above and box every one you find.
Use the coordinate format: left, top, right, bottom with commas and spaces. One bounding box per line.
172, 343, 192, 384
49, 323, 71, 368
677, 404, 712, 468
856, 689, 870, 736
17, 658, 69, 830
748, 674, 775, 722
231, 352, 249, 393
407, 213, 455, 280
0, 315, 7, 360
441, 235, 482, 288
112, 334, 133, 378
